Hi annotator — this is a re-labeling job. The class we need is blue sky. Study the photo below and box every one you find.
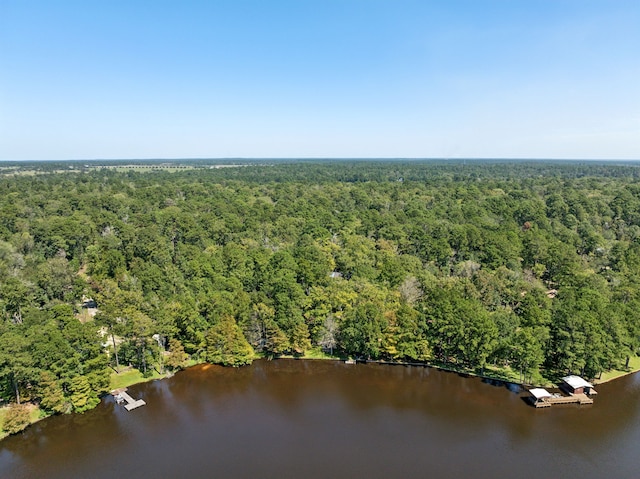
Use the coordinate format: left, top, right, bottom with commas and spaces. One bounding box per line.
1, 0, 639, 160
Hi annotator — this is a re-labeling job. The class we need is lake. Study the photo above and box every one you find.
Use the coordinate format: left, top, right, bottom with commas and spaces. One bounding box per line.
1, 360, 639, 479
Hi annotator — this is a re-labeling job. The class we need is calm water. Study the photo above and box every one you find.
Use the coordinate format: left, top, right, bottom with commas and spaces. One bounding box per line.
1, 360, 639, 479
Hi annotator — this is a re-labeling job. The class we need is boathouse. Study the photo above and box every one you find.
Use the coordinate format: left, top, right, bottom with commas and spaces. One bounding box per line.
560, 375, 597, 396
529, 388, 553, 407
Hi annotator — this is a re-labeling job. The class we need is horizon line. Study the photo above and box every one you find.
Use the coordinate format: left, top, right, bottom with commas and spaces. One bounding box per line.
2, 157, 640, 163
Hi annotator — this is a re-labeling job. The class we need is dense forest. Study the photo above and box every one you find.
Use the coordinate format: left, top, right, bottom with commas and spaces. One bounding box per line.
2, 160, 640, 422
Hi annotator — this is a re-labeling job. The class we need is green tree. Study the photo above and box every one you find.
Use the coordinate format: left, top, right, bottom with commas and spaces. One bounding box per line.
0, 276, 32, 323
339, 302, 387, 359
393, 304, 431, 361
0, 327, 35, 404
69, 375, 100, 412
37, 371, 69, 414
206, 316, 254, 367
511, 327, 546, 384
165, 338, 189, 371
263, 318, 290, 358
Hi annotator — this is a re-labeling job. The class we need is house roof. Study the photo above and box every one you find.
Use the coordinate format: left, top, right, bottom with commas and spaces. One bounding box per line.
562, 375, 593, 389
529, 388, 552, 400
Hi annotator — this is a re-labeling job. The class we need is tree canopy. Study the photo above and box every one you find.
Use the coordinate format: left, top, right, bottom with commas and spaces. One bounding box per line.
2, 159, 640, 417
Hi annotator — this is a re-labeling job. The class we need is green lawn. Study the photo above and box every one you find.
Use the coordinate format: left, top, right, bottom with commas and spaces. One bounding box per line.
596, 355, 640, 384
109, 368, 166, 391
300, 348, 340, 360
253, 348, 341, 361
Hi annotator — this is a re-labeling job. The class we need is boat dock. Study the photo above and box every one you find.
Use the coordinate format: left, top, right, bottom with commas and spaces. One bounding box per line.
111, 388, 146, 411
529, 385, 595, 408
532, 393, 594, 408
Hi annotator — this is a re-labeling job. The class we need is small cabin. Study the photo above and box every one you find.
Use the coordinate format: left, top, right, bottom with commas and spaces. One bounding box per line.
561, 375, 597, 396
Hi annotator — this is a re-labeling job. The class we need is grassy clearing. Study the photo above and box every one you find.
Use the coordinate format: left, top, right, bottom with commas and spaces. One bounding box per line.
482, 365, 554, 388
417, 361, 552, 387
109, 368, 166, 391
253, 348, 342, 361
595, 355, 640, 384
184, 358, 206, 368
299, 348, 341, 360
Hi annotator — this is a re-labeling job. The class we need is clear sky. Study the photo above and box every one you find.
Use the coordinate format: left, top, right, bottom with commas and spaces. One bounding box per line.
1, 0, 639, 160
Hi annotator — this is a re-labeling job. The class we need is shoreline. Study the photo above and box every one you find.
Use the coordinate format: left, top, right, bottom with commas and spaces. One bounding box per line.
592, 369, 640, 385
2, 354, 639, 442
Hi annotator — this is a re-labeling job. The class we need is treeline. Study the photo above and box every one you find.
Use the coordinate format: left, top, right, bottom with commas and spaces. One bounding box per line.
2, 160, 640, 418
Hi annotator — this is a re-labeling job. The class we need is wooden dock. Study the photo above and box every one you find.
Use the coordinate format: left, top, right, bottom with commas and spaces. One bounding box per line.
111, 388, 146, 411
533, 393, 593, 408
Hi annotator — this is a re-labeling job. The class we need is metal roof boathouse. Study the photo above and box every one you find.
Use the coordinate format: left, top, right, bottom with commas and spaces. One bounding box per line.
560, 375, 597, 396
529, 388, 554, 407
528, 375, 596, 408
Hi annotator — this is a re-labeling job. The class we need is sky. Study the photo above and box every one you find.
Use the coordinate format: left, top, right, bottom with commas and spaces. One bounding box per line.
1, 0, 639, 160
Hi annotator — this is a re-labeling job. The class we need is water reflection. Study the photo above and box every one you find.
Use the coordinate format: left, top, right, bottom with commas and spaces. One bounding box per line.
1, 360, 639, 479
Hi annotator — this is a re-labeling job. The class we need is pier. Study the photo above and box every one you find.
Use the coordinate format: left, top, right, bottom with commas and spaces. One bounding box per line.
529, 387, 594, 408
111, 388, 146, 411
532, 393, 594, 408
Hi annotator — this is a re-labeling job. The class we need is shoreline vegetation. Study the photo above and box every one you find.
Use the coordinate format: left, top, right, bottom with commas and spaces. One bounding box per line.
3, 160, 640, 439
3, 352, 639, 441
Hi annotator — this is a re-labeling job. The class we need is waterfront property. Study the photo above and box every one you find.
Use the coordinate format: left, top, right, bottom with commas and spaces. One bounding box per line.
528, 389, 594, 408
561, 375, 597, 396
529, 375, 596, 408
529, 388, 553, 407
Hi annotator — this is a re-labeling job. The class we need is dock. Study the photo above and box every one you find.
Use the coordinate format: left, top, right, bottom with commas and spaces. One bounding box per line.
111, 388, 146, 411
529, 387, 594, 408
533, 393, 594, 408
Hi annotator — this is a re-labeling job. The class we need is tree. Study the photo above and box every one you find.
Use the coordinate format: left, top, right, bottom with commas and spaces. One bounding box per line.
129, 311, 155, 375
423, 283, 497, 369
206, 316, 254, 367
511, 327, 546, 384
165, 338, 189, 371
393, 304, 430, 361
69, 375, 100, 412
318, 315, 338, 355
339, 302, 387, 359
398, 276, 423, 306
2, 403, 31, 435
0, 276, 32, 324
94, 280, 145, 371
0, 327, 35, 404
263, 318, 290, 359
37, 371, 69, 414
288, 317, 311, 355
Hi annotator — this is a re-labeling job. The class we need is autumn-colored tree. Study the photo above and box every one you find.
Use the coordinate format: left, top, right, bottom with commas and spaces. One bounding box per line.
165, 338, 189, 371
2, 403, 31, 435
